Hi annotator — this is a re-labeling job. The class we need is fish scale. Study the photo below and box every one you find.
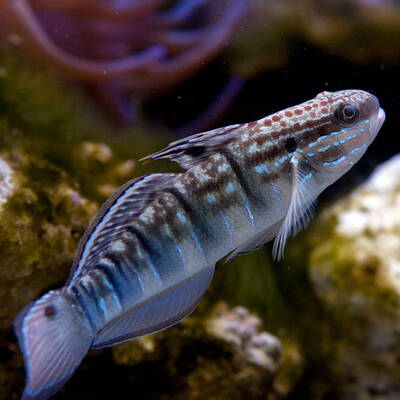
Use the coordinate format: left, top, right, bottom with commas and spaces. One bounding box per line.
14, 89, 385, 400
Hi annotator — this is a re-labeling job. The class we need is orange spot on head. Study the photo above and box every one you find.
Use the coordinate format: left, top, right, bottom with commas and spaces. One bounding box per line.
312, 103, 318, 108
321, 100, 328, 106
285, 111, 293, 117
305, 106, 312, 111
248, 121, 257, 127
280, 121, 287, 127
321, 107, 328, 114
294, 109, 303, 115
263, 119, 272, 126
272, 115, 280, 122
310, 111, 316, 118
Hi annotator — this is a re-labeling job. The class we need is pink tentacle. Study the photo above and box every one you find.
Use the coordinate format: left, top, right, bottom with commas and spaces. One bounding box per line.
129, 0, 248, 90
152, 29, 208, 53
30, 0, 98, 12
151, 0, 207, 28
72, 0, 167, 22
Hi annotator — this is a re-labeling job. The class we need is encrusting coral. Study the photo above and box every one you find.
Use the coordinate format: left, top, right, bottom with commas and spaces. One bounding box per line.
111, 303, 291, 400
305, 154, 400, 399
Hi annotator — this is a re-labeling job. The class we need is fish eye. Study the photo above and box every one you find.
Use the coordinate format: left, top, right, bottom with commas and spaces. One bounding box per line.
335, 102, 360, 124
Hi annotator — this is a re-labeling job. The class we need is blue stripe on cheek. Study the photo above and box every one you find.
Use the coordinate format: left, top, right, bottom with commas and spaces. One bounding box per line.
308, 119, 368, 150
322, 155, 347, 167
308, 129, 343, 148
350, 143, 368, 154
339, 134, 358, 144
317, 144, 331, 153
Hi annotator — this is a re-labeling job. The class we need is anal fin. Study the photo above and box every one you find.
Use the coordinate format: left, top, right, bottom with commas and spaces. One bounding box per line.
92, 266, 215, 348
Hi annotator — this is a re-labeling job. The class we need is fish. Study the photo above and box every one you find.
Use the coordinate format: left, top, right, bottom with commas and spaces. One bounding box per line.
14, 89, 385, 400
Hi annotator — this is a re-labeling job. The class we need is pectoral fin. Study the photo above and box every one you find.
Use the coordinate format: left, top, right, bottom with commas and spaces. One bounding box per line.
272, 156, 315, 260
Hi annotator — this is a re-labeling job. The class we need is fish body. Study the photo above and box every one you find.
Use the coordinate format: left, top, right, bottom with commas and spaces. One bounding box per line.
15, 90, 385, 400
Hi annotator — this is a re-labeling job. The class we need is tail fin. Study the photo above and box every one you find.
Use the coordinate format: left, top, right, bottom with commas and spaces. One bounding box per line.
14, 290, 94, 400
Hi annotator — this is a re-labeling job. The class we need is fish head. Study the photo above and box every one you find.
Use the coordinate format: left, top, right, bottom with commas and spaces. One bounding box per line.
301, 89, 385, 179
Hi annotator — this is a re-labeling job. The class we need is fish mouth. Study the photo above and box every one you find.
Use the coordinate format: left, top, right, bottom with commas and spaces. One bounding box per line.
370, 107, 385, 141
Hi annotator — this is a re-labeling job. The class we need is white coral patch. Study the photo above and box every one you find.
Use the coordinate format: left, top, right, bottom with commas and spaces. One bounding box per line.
336, 155, 400, 237
0, 158, 14, 206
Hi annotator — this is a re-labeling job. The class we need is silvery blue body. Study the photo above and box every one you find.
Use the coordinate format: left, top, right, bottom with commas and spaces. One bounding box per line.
14, 89, 385, 400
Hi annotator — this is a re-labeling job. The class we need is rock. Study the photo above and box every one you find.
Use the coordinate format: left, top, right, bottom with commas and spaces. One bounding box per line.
0, 149, 98, 400
112, 303, 288, 400
206, 303, 282, 373
306, 155, 400, 399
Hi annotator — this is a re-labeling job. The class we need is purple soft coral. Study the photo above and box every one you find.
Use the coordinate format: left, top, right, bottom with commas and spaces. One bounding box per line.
0, 0, 247, 129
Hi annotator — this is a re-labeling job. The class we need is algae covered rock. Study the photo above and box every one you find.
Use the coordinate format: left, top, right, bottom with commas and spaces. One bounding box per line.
112, 303, 286, 400
0, 150, 98, 328
0, 149, 98, 399
306, 155, 400, 399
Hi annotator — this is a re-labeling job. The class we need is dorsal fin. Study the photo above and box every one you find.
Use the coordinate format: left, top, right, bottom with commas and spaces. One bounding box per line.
141, 123, 245, 169
69, 173, 178, 282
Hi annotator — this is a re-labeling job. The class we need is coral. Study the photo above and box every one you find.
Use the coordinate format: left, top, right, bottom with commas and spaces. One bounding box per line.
0, 157, 14, 207
0, 0, 247, 127
112, 303, 288, 400
206, 303, 282, 372
304, 155, 400, 399
0, 149, 98, 399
